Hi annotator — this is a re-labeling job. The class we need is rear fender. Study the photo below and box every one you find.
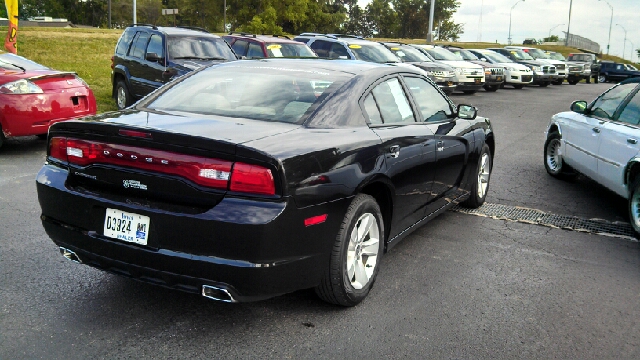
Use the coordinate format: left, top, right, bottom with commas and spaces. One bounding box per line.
111, 65, 132, 97
624, 157, 640, 193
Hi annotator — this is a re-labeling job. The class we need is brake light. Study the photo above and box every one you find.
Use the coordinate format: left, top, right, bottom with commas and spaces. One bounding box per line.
230, 163, 275, 195
110, 56, 114, 70
119, 129, 152, 138
48, 137, 232, 190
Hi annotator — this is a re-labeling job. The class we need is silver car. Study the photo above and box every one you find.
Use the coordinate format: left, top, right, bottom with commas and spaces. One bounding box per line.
544, 79, 640, 234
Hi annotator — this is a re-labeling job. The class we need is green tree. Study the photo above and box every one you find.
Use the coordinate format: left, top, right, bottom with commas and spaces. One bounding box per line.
365, 0, 397, 37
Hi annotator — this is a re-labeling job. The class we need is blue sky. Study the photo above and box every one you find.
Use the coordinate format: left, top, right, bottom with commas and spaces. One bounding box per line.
357, 0, 639, 62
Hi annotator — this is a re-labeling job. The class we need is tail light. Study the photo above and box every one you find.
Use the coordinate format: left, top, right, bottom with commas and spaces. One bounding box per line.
230, 163, 275, 196
48, 137, 276, 195
110, 56, 115, 70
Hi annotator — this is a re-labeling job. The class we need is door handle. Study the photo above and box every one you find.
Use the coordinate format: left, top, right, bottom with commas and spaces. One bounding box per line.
628, 138, 638, 144
389, 145, 400, 158
436, 141, 444, 152
592, 127, 601, 133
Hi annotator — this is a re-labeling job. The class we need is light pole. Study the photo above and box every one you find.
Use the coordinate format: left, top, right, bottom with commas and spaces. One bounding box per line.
548, 23, 565, 39
565, 0, 573, 46
617, 24, 627, 60
427, 0, 436, 43
508, 0, 525, 45
627, 40, 635, 62
598, 0, 613, 55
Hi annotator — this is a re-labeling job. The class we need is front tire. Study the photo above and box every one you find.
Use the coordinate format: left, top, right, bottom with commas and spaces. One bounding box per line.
463, 90, 477, 94
315, 194, 384, 306
553, 79, 564, 85
115, 79, 133, 110
598, 74, 607, 83
544, 131, 576, 179
628, 177, 640, 236
462, 143, 491, 208
539, 82, 549, 87
568, 80, 578, 85
484, 85, 499, 92
0, 127, 5, 149
513, 84, 524, 89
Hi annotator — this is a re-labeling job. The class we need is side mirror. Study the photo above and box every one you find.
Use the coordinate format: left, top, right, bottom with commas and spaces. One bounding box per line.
570, 100, 588, 114
480, 57, 487, 62
457, 104, 477, 120
145, 52, 161, 62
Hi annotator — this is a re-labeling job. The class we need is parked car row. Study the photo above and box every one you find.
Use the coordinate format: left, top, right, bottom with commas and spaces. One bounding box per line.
110, 26, 639, 111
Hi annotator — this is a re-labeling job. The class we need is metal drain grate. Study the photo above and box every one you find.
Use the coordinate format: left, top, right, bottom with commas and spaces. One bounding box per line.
451, 203, 638, 241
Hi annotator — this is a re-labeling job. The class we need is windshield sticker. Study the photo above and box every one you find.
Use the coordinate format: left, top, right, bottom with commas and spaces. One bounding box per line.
267, 44, 282, 50
391, 47, 400, 51
349, 44, 362, 49
270, 48, 283, 57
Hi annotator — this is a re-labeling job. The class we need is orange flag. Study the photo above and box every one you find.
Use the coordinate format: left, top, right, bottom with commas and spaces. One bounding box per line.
4, 0, 18, 54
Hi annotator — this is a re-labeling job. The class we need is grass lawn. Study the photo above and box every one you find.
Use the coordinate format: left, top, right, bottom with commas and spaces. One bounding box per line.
1, 27, 632, 113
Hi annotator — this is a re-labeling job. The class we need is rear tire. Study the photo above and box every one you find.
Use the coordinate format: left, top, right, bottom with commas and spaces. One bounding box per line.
586, 77, 591, 84
628, 177, 640, 236
568, 80, 578, 85
553, 79, 564, 85
539, 82, 549, 87
0, 127, 5, 149
544, 132, 577, 179
462, 144, 491, 209
37, 134, 48, 140
315, 194, 384, 306
598, 74, 607, 83
484, 85, 499, 92
115, 79, 133, 110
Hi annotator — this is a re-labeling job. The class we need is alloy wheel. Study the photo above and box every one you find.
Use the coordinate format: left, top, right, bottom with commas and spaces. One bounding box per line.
117, 87, 127, 109
346, 213, 380, 290
477, 152, 490, 198
631, 191, 640, 230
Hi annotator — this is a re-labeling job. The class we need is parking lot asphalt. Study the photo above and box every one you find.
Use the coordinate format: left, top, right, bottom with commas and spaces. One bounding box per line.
1, 82, 639, 359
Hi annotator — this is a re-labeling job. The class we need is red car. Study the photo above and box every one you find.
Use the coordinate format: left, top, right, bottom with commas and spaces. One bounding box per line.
222, 33, 317, 59
0, 52, 97, 148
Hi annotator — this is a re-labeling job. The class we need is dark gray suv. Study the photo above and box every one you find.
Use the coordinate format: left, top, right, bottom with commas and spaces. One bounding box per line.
111, 25, 237, 109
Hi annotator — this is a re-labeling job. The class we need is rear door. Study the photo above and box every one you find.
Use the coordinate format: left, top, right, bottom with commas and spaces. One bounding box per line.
597, 84, 640, 197
127, 31, 151, 97
140, 33, 168, 93
363, 76, 436, 236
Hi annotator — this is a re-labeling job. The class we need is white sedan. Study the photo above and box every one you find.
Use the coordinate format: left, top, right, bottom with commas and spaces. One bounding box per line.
544, 78, 640, 233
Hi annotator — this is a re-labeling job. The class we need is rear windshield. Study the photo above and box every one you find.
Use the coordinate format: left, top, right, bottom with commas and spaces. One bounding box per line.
421, 47, 460, 61
146, 64, 350, 124
387, 46, 431, 63
476, 51, 512, 63
451, 49, 478, 61
265, 43, 317, 58
349, 43, 400, 63
0, 53, 49, 71
168, 36, 236, 61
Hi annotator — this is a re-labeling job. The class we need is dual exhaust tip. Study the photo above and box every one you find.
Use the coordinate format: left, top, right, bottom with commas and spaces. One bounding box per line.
59, 247, 237, 303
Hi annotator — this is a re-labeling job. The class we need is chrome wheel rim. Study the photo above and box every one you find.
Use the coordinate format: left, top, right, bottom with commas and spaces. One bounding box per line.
117, 87, 127, 109
598, 75, 606, 83
631, 191, 640, 229
477, 153, 490, 199
546, 138, 562, 173
346, 213, 380, 290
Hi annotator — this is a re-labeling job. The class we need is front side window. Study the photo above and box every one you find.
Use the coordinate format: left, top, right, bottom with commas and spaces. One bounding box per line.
146, 34, 164, 59
266, 43, 316, 58
591, 83, 637, 120
328, 43, 350, 59
310, 40, 332, 58
403, 77, 452, 122
246, 42, 264, 58
617, 89, 640, 125
369, 78, 415, 123
230, 39, 248, 56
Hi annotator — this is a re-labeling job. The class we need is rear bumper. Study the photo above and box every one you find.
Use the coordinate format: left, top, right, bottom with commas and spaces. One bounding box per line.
36, 164, 349, 301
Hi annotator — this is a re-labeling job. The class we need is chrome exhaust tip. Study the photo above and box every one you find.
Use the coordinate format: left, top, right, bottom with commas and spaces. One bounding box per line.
59, 247, 82, 264
202, 285, 237, 303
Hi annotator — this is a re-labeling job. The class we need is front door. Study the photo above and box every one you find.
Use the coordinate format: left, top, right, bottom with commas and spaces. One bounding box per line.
364, 77, 436, 237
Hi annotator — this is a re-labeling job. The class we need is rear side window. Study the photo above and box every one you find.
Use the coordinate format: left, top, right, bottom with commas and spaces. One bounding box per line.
363, 94, 382, 124
115, 28, 137, 56
130, 32, 150, 59
328, 43, 349, 59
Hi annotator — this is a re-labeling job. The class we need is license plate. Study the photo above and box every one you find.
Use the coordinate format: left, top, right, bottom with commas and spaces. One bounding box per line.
496, 76, 502, 81
474, 78, 481, 84
103, 208, 150, 245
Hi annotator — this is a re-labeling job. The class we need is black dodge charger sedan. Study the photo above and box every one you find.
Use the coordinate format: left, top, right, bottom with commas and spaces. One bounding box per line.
36, 59, 495, 306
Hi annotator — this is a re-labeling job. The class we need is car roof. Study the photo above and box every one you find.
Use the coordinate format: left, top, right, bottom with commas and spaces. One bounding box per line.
128, 25, 221, 38
225, 33, 301, 44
